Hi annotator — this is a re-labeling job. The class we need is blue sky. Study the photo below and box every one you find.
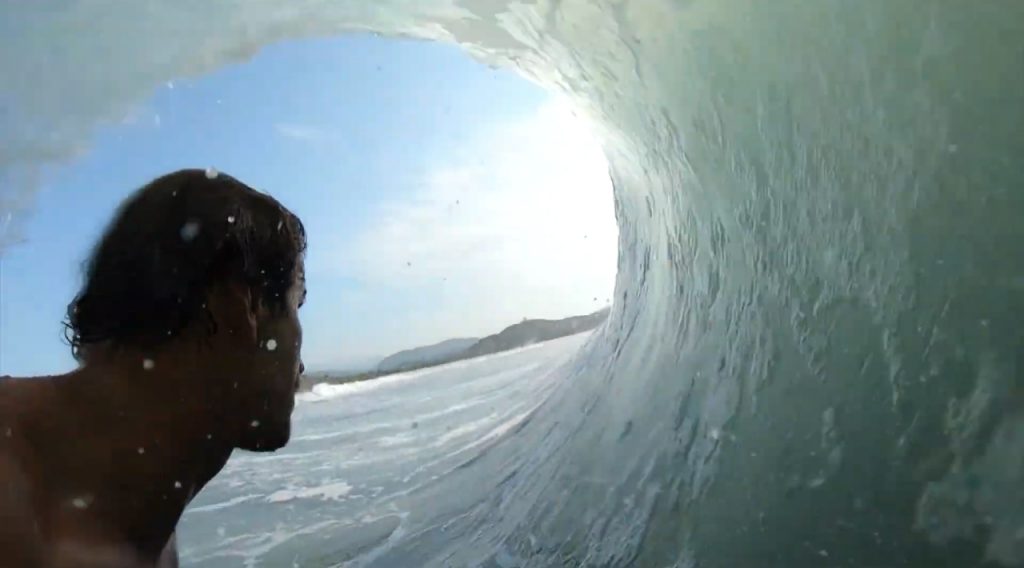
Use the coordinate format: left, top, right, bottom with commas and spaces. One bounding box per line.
0, 35, 617, 376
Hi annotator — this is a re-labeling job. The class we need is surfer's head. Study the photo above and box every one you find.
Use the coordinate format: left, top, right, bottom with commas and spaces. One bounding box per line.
65, 168, 307, 451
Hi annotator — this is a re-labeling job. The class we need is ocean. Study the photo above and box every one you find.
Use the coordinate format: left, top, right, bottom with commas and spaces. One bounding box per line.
4, 0, 1024, 565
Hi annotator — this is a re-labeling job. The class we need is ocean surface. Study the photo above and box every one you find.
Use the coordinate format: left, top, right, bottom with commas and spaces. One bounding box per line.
4, 1, 1024, 566
179, 333, 594, 567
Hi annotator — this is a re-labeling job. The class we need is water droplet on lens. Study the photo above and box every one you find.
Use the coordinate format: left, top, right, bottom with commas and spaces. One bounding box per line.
180, 221, 200, 242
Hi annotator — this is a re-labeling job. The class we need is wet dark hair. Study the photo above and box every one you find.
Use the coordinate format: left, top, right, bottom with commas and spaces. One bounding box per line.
65, 169, 306, 359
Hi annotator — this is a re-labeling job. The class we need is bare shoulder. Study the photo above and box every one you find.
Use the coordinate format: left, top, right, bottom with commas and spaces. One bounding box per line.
0, 440, 158, 567
0, 447, 45, 566
0, 377, 46, 565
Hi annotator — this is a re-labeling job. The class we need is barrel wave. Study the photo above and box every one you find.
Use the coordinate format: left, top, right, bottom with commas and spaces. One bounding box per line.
3, 1, 1023, 566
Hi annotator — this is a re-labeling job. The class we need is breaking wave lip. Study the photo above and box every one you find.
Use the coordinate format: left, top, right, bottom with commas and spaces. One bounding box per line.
5, 1, 1024, 567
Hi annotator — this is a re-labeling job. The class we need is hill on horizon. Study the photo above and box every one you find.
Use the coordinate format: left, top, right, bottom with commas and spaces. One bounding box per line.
377, 307, 611, 371
459, 308, 609, 360
376, 337, 480, 373
299, 307, 611, 392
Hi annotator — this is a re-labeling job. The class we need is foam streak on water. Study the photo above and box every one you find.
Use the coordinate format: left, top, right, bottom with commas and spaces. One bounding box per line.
3, 1, 1024, 566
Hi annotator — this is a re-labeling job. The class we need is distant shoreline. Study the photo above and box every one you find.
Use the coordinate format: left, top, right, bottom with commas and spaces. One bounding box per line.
299, 307, 609, 392
298, 361, 438, 392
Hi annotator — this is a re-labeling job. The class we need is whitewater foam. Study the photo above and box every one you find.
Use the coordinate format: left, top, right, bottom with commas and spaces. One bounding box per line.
266, 481, 353, 504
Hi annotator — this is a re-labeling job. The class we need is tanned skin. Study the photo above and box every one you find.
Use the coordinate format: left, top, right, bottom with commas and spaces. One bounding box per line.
0, 170, 307, 566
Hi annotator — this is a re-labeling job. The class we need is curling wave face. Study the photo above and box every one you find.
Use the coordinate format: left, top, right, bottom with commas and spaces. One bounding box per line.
3, 1, 1024, 565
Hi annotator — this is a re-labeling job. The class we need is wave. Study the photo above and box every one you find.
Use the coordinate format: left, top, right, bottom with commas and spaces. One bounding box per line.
4, 1, 1024, 566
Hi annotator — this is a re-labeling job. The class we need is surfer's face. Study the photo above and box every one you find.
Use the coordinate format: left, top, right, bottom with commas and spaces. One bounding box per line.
232, 259, 306, 452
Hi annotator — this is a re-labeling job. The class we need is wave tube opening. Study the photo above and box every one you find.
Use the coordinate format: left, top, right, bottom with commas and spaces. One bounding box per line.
3, 1, 1024, 566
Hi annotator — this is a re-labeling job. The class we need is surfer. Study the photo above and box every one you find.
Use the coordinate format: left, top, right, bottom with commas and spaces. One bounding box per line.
0, 169, 307, 566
